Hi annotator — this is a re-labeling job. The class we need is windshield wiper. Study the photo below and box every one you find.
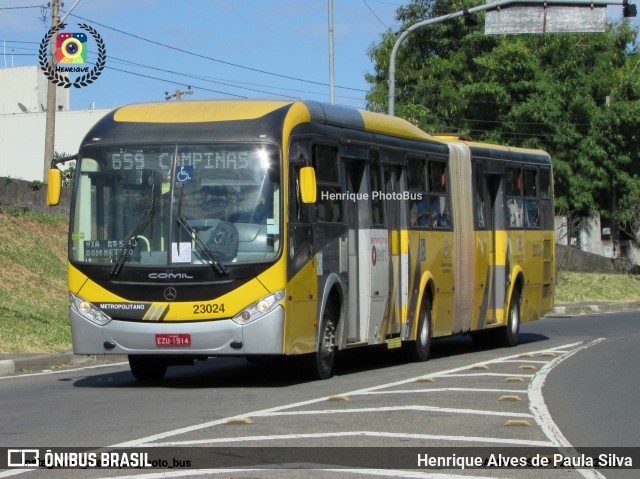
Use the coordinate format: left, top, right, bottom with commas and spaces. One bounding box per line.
176, 217, 229, 276
111, 184, 155, 279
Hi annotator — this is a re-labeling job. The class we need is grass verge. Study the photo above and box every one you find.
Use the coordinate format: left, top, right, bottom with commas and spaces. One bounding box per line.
0, 208, 71, 353
555, 271, 640, 304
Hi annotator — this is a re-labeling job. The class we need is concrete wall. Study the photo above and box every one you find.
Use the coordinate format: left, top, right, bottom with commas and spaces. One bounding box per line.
0, 108, 112, 182
556, 244, 638, 274
0, 178, 70, 215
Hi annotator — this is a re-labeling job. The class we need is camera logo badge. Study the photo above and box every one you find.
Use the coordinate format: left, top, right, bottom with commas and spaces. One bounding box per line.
56, 32, 88, 64
39, 22, 106, 89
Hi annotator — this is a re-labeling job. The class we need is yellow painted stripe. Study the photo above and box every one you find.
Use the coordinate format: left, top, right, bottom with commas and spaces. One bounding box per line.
495, 230, 508, 266
360, 110, 444, 143
390, 231, 399, 255
114, 100, 293, 123
400, 229, 409, 254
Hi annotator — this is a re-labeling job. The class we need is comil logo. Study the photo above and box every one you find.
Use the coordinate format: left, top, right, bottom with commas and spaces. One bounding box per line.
39, 22, 106, 88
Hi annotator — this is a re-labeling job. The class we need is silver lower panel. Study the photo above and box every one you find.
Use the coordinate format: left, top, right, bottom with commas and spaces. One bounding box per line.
70, 306, 285, 356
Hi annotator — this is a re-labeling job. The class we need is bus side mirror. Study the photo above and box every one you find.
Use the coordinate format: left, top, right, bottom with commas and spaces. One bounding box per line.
47, 168, 62, 206
299, 166, 317, 204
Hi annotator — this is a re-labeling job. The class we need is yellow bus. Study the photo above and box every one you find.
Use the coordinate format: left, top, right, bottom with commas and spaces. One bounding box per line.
48, 100, 555, 381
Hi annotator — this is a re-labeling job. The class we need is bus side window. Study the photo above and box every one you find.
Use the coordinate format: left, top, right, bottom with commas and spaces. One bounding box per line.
314, 144, 343, 223
289, 165, 312, 223
428, 159, 451, 229
539, 167, 553, 229
505, 167, 523, 228
407, 157, 428, 228
369, 153, 385, 226
289, 164, 314, 272
539, 168, 551, 197
523, 169, 539, 228
474, 163, 486, 229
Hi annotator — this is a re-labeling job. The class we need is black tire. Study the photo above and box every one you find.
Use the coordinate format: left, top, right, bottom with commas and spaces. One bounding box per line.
308, 300, 337, 380
494, 288, 521, 347
128, 355, 167, 381
403, 295, 432, 362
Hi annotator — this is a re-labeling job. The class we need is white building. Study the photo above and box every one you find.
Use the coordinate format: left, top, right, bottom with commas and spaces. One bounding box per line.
556, 214, 640, 266
0, 65, 70, 115
0, 66, 111, 182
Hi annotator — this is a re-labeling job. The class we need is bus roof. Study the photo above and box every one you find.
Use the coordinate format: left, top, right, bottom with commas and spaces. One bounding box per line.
105, 100, 445, 145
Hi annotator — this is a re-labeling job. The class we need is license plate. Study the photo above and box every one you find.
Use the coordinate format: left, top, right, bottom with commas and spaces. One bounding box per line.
155, 334, 191, 347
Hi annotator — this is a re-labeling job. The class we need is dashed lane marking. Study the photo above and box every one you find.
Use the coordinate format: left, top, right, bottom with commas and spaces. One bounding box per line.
91, 468, 518, 479
150, 430, 554, 447
256, 405, 533, 419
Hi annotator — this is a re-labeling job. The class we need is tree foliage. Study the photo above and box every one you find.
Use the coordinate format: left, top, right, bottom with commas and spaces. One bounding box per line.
366, 0, 640, 238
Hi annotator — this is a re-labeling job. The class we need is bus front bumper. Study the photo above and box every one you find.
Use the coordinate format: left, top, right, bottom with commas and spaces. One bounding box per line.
69, 306, 285, 356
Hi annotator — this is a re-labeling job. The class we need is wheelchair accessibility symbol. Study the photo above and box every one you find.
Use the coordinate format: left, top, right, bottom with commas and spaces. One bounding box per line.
176, 166, 193, 183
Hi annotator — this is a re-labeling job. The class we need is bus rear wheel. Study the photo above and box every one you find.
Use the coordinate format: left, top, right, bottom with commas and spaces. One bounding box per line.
308, 301, 337, 380
128, 355, 167, 381
494, 289, 521, 347
403, 295, 432, 362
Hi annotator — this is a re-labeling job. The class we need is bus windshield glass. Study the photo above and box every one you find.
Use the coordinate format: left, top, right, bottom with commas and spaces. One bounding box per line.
70, 144, 281, 267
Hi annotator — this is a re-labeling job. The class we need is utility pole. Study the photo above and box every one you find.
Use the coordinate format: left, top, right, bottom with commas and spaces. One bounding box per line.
43, 0, 60, 183
328, 0, 335, 104
165, 86, 193, 101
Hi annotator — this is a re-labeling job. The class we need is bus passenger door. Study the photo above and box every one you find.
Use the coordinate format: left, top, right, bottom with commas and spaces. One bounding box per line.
485, 174, 502, 325
380, 166, 404, 343
344, 160, 387, 344
344, 161, 364, 343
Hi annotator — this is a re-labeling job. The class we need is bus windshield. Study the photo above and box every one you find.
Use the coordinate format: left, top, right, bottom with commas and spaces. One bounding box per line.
70, 143, 281, 267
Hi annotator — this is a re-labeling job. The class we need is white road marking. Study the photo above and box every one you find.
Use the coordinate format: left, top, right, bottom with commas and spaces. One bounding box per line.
0, 340, 596, 479
258, 405, 533, 418
356, 388, 529, 395
440, 373, 534, 378
91, 468, 515, 479
112, 341, 585, 448
150, 430, 554, 447
527, 337, 607, 479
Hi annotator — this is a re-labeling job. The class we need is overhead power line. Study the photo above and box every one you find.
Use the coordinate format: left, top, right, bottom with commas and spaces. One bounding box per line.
0, 6, 41, 10
4, 42, 367, 103
362, 0, 390, 29
65, 12, 368, 93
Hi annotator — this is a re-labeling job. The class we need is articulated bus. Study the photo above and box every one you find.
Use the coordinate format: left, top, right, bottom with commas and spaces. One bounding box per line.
47, 100, 555, 381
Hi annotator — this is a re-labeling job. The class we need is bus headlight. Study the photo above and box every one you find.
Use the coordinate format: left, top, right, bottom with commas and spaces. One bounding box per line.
232, 290, 284, 325
69, 293, 112, 326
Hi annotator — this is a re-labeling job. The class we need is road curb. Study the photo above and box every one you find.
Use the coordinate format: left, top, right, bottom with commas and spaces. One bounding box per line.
0, 354, 127, 377
551, 301, 640, 316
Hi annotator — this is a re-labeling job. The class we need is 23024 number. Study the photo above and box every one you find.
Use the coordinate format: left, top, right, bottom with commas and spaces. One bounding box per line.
193, 303, 225, 315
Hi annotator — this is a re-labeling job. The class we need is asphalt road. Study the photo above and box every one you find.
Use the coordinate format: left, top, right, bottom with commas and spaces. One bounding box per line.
0, 310, 638, 479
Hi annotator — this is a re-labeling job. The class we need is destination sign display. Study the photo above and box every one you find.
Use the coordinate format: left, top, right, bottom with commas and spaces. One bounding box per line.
107, 147, 265, 172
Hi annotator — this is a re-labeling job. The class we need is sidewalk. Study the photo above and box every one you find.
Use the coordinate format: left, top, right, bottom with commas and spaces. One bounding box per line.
1, 301, 638, 377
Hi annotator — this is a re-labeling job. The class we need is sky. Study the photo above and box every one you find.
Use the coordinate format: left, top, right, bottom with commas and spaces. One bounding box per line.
1, 0, 637, 113
0, 0, 404, 111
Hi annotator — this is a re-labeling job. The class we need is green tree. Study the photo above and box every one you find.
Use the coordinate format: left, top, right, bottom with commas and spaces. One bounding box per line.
366, 0, 640, 239
54, 151, 76, 189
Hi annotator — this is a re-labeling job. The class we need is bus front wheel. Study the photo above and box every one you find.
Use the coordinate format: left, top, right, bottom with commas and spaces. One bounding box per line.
128, 355, 168, 381
403, 295, 432, 362
308, 301, 337, 380
494, 289, 521, 347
